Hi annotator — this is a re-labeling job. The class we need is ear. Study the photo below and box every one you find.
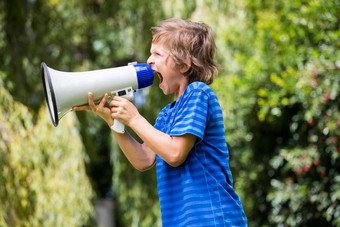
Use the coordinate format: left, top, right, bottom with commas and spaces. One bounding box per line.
180, 58, 191, 74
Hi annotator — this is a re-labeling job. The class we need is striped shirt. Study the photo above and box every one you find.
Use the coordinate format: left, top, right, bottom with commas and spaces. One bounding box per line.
154, 82, 248, 226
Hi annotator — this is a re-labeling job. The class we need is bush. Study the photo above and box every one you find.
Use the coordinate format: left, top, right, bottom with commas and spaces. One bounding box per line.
211, 0, 340, 225
0, 72, 94, 226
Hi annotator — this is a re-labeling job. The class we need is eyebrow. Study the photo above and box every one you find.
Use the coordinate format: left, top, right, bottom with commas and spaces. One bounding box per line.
150, 44, 170, 57
150, 48, 164, 55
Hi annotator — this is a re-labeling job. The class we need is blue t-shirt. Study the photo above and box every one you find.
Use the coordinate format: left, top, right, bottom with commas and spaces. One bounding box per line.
154, 82, 247, 226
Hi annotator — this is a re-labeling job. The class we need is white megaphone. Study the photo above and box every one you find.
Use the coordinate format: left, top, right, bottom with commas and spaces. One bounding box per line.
41, 62, 154, 133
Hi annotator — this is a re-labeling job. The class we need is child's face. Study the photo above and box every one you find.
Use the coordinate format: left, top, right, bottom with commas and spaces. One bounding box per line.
147, 42, 188, 99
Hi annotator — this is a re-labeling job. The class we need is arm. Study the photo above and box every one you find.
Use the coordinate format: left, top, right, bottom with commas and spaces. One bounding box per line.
112, 130, 156, 171
110, 96, 197, 167
72, 92, 156, 171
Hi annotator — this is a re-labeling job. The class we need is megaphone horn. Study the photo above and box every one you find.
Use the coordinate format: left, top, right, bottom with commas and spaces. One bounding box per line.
41, 62, 154, 132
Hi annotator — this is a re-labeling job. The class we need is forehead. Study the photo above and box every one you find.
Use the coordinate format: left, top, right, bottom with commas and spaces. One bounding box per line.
150, 42, 169, 53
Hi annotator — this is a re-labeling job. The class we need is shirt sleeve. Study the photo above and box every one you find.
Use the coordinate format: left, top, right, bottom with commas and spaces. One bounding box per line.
169, 88, 209, 141
154, 109, 164, 131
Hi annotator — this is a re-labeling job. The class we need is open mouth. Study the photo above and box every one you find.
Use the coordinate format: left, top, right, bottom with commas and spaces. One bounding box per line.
155, 71, 163, 87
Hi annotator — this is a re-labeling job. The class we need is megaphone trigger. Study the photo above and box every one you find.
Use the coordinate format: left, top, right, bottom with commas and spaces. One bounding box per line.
110, 87, 135, 101
110, 87, 135, 134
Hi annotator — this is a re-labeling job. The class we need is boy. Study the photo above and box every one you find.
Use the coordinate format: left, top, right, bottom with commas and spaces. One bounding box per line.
73, 18, 247, 226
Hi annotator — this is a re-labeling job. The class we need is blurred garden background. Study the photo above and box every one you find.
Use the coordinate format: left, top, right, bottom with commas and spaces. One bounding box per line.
0, 0, 339, 226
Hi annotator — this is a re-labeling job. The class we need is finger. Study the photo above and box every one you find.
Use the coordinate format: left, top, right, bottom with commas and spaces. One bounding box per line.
88, 92, 96, 110
72, 105, 90, 111
113, 96, 126, 102
109, 95, 126, 106
99, 93, 109, 107
110, 106, 119, 114
111, 112, 118, 119
108, 100, 115, 107
109, 99, 122, 108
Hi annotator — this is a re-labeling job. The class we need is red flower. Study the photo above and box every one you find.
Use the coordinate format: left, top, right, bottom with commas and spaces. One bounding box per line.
323, 94, 329, 102
304, 165, 311, 172
312, 70, 318, 78
308, 119, 315, 126
310, 79, 317, 87
313, 159, 320, 166
323, 112, 329, 120
319, 170, 326, 178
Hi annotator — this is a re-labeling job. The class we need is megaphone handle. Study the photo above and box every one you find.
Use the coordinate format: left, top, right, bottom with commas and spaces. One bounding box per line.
110, 87, 135, 134
111, 119, 125, 134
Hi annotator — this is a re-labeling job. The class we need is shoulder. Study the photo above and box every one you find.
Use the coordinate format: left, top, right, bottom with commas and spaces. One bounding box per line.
186, 81, 212, 93
183, 81, 217, 102
176, 81, 220, 116
184, 82, 222, 117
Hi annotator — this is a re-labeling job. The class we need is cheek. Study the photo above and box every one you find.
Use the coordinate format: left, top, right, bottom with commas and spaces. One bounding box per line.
166, 57, 180, 72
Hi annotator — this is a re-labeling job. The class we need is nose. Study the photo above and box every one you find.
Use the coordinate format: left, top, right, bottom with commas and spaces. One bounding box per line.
147, 55, 154, 65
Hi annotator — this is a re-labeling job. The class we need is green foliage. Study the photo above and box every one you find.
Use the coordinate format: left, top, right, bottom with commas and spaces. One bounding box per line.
265, 60, 340, 226
211, 0, 340, 225
0, 72, 94, 226
1, 0, 339, 226
111, 135, 161, 227
1, 0, 167, 225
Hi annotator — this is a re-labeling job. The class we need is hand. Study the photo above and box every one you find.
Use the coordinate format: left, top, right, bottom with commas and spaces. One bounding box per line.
72, 92, 113, 126
109, 96, 140, 127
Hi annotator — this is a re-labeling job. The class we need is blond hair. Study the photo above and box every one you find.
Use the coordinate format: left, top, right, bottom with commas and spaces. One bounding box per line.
151, 18, 218, 85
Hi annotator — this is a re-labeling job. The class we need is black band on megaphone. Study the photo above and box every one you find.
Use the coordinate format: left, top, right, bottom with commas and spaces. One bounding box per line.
41, 62, 59, 127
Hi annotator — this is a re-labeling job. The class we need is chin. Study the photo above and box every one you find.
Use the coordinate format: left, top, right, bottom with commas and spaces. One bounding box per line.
161, 89, 170, 95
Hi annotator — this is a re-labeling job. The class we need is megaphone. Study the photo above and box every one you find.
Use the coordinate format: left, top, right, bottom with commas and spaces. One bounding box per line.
41, 62, 154, 133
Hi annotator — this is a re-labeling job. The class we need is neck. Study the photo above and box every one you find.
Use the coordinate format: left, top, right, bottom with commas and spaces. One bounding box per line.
175, 81, 189, 101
